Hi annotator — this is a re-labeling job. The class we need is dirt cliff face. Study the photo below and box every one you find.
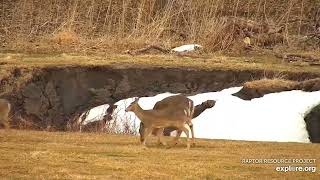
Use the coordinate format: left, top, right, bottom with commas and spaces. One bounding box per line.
1, 66, 320, 130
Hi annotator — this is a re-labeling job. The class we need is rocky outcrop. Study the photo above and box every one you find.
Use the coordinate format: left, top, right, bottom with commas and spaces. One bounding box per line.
304, 104, 320, 143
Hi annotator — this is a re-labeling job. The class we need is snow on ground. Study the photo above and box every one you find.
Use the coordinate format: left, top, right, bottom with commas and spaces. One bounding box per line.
106, 87, 241, 134
79, 104, 110, 125
171, 44, 203, 53
187, 90, 320, 143
81, 87, 320, 143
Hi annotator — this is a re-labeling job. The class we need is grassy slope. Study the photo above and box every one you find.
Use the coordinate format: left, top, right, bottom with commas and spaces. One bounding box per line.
1, 53, 319, 179
0, 130, 319, 179
1, 52, 320, 74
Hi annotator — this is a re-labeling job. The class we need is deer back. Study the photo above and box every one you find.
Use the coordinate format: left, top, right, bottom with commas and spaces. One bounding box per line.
153, 95, 194, 117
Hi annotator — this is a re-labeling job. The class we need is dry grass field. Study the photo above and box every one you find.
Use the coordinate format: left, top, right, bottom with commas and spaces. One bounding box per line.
0, 130, 319, 179
1, 52, 320, 73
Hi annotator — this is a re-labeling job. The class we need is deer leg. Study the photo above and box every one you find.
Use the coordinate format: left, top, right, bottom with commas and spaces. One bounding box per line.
0, 114, 9, 129
172, 130, 182, 145
156, 128, 166, 146
139, 122, 145, 143
189, 123, 195, 147
141, 127, 152, 149
3, 117, 9, 129
172, 124, 194, 146
181, 124, 191, 150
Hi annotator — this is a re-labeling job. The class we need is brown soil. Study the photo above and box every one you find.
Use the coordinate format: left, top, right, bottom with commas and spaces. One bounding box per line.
1, 65, 320, 131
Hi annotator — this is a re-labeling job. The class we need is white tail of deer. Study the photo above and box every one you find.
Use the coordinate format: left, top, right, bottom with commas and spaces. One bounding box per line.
0, 99, 11, 129
125, 97, 194, 149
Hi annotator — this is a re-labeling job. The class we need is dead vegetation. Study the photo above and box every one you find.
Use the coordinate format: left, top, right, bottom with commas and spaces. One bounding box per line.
244, 78, 298, 90
232, 78, 299, 100
275, 53, 320, 65
0, 0, 319, 54
233, 77, 320, 100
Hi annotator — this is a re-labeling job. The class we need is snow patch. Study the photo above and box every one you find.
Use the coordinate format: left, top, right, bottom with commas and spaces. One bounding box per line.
80, 87, 320, 143
171, 44, 203, 53
79, 104, 110, 125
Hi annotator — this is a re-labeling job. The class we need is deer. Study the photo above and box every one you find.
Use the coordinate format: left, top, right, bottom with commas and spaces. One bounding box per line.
162, 99, 216, 137
139, 95, 195, 146
125, 97, 194, 149
0, 98, 11, 129
139, 96, 215, 146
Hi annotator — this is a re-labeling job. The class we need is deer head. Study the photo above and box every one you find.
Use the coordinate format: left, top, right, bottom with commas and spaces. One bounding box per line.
125, 97, 140, 112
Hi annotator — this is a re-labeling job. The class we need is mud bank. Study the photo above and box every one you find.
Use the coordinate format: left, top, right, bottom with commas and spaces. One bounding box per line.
1, 65, 320, 130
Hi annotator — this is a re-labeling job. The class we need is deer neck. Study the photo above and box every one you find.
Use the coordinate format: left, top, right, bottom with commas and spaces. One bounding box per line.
133, 104, 149, 123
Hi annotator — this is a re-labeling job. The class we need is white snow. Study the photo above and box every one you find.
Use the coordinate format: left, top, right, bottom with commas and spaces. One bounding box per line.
79, 104, 110, 125
103, 87, 242, 135
171, 44, 203, 53
80, 87, 320, 143
185, 90, 320, 143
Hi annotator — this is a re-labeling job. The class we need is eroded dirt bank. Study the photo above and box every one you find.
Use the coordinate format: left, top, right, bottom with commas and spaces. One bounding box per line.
1, 65, 320, 130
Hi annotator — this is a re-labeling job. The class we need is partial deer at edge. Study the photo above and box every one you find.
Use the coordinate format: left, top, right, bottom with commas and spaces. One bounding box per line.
0, 99, 11, 129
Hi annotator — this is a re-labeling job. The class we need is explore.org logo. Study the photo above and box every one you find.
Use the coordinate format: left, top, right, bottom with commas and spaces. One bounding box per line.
275, 166, 316, 173
241, 158, 317, 173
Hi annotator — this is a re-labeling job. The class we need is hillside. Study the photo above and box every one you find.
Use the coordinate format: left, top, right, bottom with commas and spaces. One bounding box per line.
0, 130, 319, 179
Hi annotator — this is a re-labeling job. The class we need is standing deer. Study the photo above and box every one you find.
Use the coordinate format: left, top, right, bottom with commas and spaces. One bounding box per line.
139, 96, 215, 146
125, 97, 194, 149
162, 99, 216, 137
0, 99, 11, 129
139, 95, 195, 145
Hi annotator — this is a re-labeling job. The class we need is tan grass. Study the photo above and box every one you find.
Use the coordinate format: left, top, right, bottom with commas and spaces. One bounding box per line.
1, 0, 318, 54
0, 130, 319, 179
1, 53, 320, 75
244, 78, 299, 90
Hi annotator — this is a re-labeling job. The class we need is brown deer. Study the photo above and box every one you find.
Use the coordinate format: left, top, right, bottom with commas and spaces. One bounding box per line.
125, 97, 194, 149
162, 99, 215, 137
139, 95, 194, 145
139, 96, 215, 146
0, 99, 11, 129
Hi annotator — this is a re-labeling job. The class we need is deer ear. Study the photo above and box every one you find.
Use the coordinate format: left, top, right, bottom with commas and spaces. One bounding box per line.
134, 97, 140, 102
